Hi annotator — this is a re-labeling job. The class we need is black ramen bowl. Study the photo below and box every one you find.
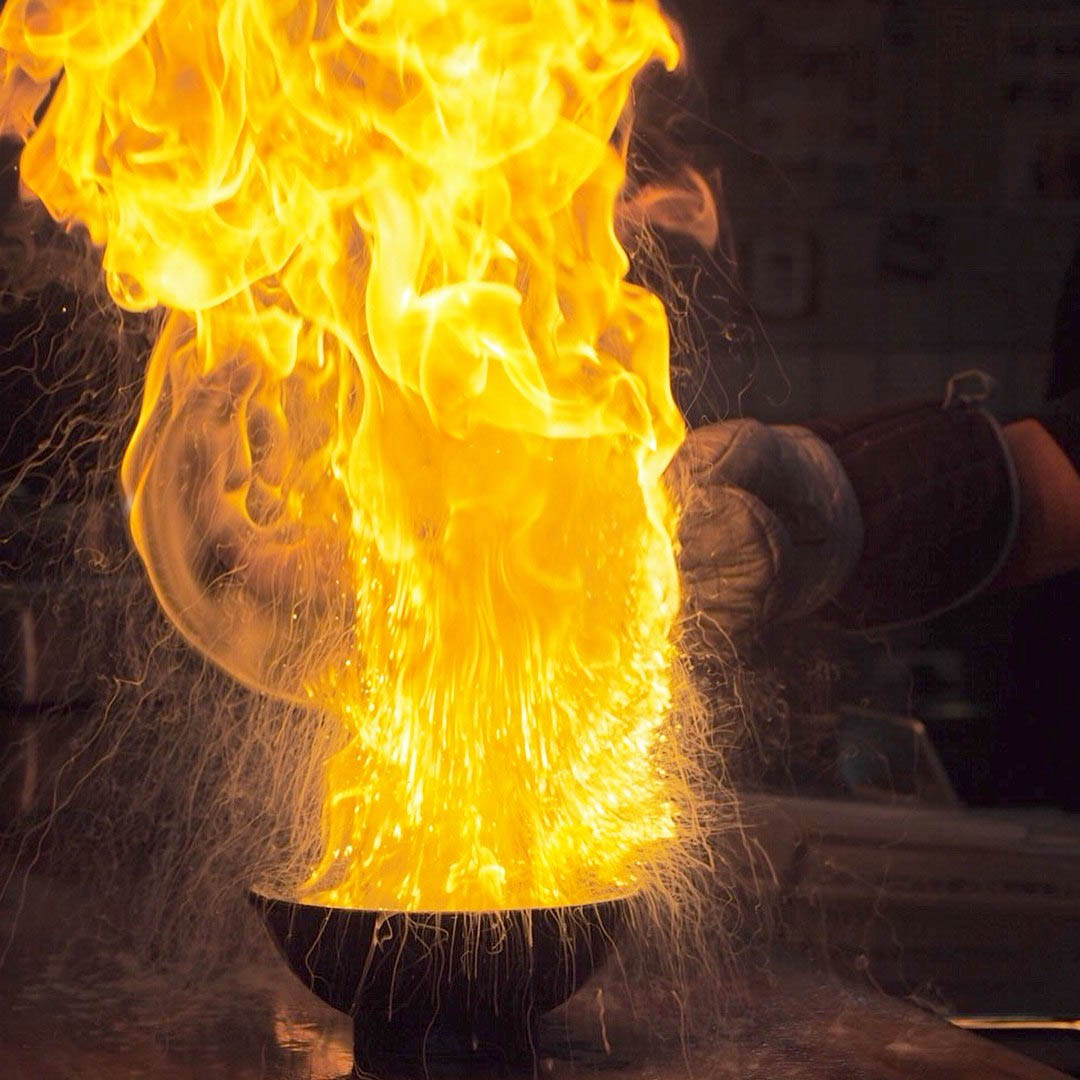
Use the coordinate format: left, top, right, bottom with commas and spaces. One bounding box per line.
249, 888, 628, 1070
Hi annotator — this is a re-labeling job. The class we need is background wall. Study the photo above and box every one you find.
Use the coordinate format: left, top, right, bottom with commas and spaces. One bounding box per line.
666, 0, 1080, 422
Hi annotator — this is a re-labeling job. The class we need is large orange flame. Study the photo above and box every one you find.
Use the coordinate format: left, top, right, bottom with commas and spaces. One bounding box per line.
1, 0, 688, 910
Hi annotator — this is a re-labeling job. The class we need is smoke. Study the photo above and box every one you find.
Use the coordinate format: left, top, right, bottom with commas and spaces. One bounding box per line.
0, 194, 330, 1010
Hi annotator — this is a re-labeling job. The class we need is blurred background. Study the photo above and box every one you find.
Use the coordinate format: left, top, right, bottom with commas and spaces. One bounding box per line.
669, 0, 1078, 421
652, 0, 1080, 814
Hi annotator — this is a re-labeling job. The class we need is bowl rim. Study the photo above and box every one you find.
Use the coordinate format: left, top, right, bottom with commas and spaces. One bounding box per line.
247, 884, 636, 918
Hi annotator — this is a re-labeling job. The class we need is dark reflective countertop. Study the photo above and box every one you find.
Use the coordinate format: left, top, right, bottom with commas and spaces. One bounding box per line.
0, 888, 1066, 1080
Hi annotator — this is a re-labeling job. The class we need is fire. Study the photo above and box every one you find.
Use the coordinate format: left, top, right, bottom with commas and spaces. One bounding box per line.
0, 0, 688, 910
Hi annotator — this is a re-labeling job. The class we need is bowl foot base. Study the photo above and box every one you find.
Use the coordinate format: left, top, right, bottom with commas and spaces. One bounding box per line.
352, 1013, 539, 1073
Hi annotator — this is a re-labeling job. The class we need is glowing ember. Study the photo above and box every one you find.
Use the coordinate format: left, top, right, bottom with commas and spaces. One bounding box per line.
0, 0, 688, 911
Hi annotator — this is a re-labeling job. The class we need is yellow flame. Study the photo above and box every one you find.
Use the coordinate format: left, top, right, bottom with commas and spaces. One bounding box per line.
1, 0, 688, 911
